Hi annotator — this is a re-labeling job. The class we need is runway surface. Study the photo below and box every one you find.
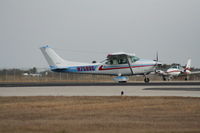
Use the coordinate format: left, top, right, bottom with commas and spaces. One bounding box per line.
0, 81, 200, 97
0, 81, 200, 87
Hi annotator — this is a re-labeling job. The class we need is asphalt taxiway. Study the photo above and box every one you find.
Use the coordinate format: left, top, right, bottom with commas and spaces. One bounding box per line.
0, 81, 200, 87
0, 81, 200, 97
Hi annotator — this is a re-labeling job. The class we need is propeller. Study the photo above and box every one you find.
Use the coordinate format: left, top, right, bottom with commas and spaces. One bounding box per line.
153, 52, 160, 73
155, 51, 158, 62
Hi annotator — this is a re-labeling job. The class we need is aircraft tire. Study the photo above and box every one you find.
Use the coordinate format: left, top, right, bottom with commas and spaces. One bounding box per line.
118, 81, 127, 83
144, 78, 150, 83
163, 77, 166, 81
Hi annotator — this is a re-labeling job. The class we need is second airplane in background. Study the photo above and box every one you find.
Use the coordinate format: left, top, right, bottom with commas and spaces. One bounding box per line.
156, 59, 200, 80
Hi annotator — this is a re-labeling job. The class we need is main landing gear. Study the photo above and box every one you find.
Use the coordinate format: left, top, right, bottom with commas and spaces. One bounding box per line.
144, 75, 150, 83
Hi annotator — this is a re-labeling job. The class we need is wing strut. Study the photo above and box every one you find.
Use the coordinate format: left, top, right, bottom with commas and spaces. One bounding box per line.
126, 56, 134, 75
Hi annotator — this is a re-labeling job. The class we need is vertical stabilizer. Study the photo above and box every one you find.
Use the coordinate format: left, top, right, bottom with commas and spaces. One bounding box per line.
186, 59, 191, 69
40, 45, 66, 68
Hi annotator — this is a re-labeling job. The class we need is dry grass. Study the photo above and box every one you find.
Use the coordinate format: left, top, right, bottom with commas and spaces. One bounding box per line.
0, 96, 200, 133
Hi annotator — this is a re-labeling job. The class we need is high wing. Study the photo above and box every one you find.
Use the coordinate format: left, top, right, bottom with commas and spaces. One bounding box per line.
107, 52, 135, 57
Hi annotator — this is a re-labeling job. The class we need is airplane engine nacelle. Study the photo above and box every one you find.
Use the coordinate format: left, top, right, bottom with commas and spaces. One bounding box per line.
184, 70, 191, 74
113, 76, 129, 83
156, 70, 165, 75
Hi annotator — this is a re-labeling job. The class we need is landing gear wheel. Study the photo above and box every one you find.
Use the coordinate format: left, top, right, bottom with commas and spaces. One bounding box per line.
144, 78, 150, 83
162, 76, 166, 81
118, 81, 127, 83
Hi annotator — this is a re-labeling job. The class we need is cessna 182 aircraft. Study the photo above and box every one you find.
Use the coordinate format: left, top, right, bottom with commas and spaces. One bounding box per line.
156, 59, 200, 80
40, 45, 159, 83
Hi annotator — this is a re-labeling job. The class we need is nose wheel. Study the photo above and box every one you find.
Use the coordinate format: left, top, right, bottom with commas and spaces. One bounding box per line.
144, 75, 150, 83
144, 78, 150, 83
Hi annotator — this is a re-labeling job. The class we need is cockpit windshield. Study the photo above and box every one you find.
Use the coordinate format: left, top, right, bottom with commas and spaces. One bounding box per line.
130, 56, 140, 62
171, 65, 181, 69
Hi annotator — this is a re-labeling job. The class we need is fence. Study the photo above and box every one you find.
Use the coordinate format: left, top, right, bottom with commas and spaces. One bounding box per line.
0, 69, 199, 82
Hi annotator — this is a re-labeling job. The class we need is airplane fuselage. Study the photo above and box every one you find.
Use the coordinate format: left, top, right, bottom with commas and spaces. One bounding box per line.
166, 68, 181, 76
52, 59, 156, 76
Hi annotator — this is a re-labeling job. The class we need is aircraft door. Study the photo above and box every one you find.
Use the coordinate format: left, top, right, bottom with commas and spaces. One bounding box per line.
127, 56, 134, 75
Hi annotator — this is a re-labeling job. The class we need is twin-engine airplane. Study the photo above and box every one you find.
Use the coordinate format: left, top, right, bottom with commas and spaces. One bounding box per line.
156, 59, 200, 80
40, 45, 159, 83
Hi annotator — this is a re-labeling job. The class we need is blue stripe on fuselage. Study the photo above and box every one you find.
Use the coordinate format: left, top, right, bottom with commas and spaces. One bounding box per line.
51, 65, 99, 73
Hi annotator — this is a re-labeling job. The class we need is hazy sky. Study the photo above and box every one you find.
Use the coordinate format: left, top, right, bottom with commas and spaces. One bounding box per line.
0, 0, 200, 68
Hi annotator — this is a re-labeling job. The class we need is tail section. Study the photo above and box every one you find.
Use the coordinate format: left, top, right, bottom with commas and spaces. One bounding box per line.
184, 59, 192, 75
40, 45, 67, 69
185, 59, 191, 70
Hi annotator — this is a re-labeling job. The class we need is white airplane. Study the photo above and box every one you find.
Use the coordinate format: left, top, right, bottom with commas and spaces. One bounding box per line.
156, 59, 200, 80
40, 45, 159, 83
23, 73, 41, 77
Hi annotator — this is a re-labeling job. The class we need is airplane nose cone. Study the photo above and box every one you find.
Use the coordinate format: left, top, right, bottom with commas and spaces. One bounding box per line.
152, 61, 157, 66
157, 61, 162, 65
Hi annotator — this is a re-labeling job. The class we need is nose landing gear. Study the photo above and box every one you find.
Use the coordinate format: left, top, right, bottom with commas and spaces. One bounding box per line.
144, 77, 150, 83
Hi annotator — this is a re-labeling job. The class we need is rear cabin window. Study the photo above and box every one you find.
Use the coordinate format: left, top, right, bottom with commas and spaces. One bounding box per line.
106, 57, 128, 65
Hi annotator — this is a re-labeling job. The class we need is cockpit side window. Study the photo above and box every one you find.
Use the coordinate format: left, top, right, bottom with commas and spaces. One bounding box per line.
118, 58, 127, 64
105, 56, 128, 65
171, 65, 180, 69
171, 66, 176, 69
112, 59, 118, 65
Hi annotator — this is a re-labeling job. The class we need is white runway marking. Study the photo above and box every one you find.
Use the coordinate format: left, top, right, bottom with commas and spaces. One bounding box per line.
0, 86, 200, 97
